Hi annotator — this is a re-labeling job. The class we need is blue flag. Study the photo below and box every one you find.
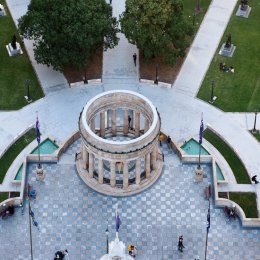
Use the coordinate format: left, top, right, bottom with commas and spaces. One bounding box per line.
199, 118, 204, 144
115, 214, 121, 232
29, 208, 35, 218
36, 117, 41, 144
206, 208, 210, 232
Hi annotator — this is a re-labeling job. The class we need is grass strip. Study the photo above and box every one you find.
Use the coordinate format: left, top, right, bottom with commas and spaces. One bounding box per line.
203, 129, 250, 184
229, 192, 258, 218
0, 192, 9, 203
0, 128, 35, 183
197, 1, 260, 112
0, 0, 44, 110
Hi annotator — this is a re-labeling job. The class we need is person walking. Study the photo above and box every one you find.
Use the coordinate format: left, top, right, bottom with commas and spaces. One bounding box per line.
167, 135, 172, 149
252, 175, 259, 184
109, 0, 112, 4
128, 115, 132, 129
178, 235, 185, 253
133, 53, 137, 67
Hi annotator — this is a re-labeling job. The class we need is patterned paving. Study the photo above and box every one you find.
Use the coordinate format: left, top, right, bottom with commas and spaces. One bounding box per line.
0, 140, 260, 260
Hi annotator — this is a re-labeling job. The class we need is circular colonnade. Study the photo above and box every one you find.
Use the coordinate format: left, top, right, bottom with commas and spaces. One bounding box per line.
76, 90, 163, 196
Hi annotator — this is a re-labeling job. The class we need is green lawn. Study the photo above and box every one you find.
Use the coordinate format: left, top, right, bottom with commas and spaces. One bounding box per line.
0, 192, 9, 203
229, 192, 258, 218
197, 1, 260, 112
0, 128, 35, 183
203, 129, 251, 184
183, 0, 211, 28
0, 0, 44, 110
250, 131, 260, 142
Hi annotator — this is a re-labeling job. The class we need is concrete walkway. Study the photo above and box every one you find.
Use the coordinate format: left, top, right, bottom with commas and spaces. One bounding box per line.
1, 0, 260, 213
103, 0, 139, 84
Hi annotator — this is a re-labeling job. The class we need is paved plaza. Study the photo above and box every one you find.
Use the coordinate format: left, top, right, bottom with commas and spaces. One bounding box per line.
1, 0, 260, 259
1, 141, 260, 260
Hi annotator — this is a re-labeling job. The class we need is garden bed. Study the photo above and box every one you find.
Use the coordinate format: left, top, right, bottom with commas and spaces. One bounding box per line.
204, 128, 250, 184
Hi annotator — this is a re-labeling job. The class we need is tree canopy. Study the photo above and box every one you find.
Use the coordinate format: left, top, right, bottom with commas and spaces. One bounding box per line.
18, 0, 119, 71
120, 0, 193, 65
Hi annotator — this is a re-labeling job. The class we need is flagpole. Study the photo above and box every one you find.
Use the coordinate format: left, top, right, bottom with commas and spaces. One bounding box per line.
198, 143, 202, 169
28, 199, 33, 260
204, 200, 210, 260
197, 112, 203, 170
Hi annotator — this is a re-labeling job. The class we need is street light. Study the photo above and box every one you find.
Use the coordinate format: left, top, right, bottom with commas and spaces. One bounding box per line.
25, 79, 32, 103
154, 64, 159, 85
105, 223, 109, 254
209, 80, 216, 104
253, 110, 258, 133
83, 63, 88, 84
192, 12, 196, 26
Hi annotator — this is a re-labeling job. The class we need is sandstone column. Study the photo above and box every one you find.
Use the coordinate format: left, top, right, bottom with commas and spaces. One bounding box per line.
112, 109, 116, 136
110, 162, 116, 187
81, 142, 87, 169
145, 153, 151, 178
151, 145, 157, 171
100, 111, 105, 137
98, 159, 104, 184
123, 162, 129, 189
134, 111, 140, 137
135, 159, 141, 184
89, 153, 94, 178
123, 109, 128, 135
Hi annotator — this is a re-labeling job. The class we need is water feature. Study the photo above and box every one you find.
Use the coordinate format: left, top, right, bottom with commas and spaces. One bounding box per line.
181, 138, 210, 155
216, 163, 225, 181
31, 138, 59, 154
15, 164, 23, 181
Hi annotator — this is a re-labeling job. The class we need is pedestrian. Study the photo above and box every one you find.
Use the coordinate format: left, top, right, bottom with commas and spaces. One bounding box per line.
162, 152, 164, 162
128, 115, 132, 129
75, 152, 78, 161
109, 0, 112, 4
63, 249, 69, 259
178, 235, 185, 253
133, 53, 137, 67
167, 135, 171, 149
251, 175, 259, 184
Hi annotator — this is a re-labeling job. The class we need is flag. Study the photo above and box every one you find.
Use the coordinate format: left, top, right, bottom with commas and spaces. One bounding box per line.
199, 118, 204, 144
115, 213, 121, 232
29, 208, 35, 218
36, 117, 41, 144
206, 208, 210, 232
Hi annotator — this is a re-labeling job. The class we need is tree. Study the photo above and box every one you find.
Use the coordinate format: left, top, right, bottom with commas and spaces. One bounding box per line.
120, 0, 193, 65
18, 0, 119, 71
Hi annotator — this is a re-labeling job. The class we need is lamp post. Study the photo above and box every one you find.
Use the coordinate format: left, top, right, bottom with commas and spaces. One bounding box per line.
253, 110, 258, 133
193, 12, 196, 26
209, 80, 215, 103
154, 64, 159, 85
105, 223, 109, 254
83, 63, 88, 84
25, 79, 32, 103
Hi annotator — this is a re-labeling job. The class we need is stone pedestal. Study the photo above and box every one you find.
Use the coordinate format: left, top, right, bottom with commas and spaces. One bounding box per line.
36, 165, 45, 181
195, 167, 203, 182
0, 4, 5, 16
236, 5, 251, 18
219, 43, 236, 57
6, 42, 23, 56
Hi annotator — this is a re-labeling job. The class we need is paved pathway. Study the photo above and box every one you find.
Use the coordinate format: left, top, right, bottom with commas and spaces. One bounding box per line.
1, 0, 260, 258
103, 0, 139, 84
1, 141, 260, 260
